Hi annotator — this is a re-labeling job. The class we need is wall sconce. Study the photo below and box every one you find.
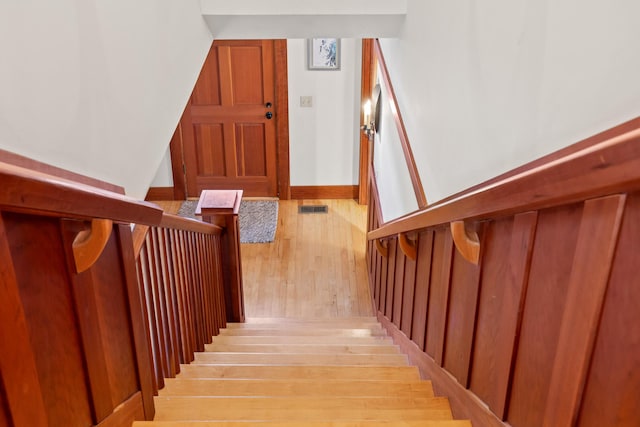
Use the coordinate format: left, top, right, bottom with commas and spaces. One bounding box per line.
361, 84, 381, 138
361, 100, 375, 137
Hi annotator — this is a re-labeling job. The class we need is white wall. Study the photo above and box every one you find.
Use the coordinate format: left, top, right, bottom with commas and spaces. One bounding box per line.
373, 66, 419, 222
151, 146, 174, 187
0, 0, 212, 199
288, 39, 361, 186
379, 0, 640, 205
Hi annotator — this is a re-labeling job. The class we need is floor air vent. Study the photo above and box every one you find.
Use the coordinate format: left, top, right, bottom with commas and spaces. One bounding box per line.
298, 205, 329, 214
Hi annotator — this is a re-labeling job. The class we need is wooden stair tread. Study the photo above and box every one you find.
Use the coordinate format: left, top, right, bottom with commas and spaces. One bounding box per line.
230, 320, 381, 329
243, 317, 379, 324
135, 422, 472, 427
192, 352, 408, 366
159, 379, 435, 397
204, 343, 400, 354
210, 335, 394, 345
177, 365, 421, 381
152, 396, 453, 421
142, 318, 470, 426
218, 328, 387, 337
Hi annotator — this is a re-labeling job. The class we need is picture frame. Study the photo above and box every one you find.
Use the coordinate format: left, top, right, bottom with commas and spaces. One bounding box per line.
307, 38, 341, 70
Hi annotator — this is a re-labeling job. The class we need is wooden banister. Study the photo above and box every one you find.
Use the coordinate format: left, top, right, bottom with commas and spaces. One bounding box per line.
0, 157, 230, 426
366, 118, 640, 427
0, 161, 162, 225
368, 126, 640, 241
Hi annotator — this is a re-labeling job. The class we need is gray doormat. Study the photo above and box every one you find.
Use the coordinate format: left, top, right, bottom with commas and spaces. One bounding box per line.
177, 199, 278, 244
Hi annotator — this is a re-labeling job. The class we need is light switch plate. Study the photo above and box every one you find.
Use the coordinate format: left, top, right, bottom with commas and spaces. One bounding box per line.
300, 96, 313, 108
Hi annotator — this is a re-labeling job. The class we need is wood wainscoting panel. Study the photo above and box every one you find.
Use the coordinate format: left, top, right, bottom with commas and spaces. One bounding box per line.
0, 214, 48, 427
392, 238, 407, 327
0, 385, 9, 427
399, 235, 419, 336
291, 185, 359, 200
89, 231, 141, 407
577, 191, 640, 426
425, 227, 454, 365
543, 195, 626, 426
443, 223, 487, 388
507, 203, 582, 427
61, 221, 115, 422
367, 118, 640, 427
411, 229, 435, 351
384, 239, 398, 320
4, 213, 94, 426
469, 213, 538, 419
378, 240, 389, 314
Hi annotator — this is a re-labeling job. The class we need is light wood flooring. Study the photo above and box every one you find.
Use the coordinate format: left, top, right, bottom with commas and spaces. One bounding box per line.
153, 199, 373, 318
241, 199, 373, 318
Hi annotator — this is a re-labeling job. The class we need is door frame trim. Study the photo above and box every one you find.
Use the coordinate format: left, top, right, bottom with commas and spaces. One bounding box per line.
274, 39, 291, 200
358, 39, 374, 205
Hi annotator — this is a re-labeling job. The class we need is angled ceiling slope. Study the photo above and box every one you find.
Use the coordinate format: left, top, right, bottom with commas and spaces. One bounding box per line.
200, 0, 407, 39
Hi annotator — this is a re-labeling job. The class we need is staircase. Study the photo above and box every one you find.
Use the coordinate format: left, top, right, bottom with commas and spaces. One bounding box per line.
133, 317, 471, 426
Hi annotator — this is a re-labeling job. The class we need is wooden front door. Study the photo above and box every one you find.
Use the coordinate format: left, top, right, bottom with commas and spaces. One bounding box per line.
180, 40, 278, 197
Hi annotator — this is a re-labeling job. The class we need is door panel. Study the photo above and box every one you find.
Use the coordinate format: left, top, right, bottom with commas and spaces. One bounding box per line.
194, 124, 226, 176
192, 47, 221, 106
236, 123, 267, 176
182, 40, 278, 197
229, 47, 265, 104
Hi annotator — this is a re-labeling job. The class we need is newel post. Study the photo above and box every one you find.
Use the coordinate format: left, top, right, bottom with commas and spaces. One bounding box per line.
196, 190, 245, 322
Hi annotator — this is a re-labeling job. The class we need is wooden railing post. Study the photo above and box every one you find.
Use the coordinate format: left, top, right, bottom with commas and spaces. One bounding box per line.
196, 190, 245, 322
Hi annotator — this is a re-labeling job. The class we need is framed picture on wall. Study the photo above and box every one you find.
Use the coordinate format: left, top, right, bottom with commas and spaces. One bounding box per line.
307, 38, 340, 70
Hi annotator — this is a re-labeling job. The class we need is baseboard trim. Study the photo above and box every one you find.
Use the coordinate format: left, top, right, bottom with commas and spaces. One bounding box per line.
290, 185, 358, 200
377, 313, 505, 427
145, 186, 175, 201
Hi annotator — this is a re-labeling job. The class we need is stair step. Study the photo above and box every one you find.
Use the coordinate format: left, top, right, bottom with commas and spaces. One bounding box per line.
177, 365, 421, 381
140, 317, 470, 426
204, 343, 400, 354
244, 316, 379, 324
234, 319, 380, 329
135, 422, 472, 427
218, 328, 387, 337
159, 379, 435, 398
192, 352, 408, 366
210, 335, 394, 346
224, 323, 384, 332
152, 396, 453, 421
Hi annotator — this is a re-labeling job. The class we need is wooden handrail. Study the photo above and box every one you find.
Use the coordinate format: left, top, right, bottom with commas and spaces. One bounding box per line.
369, 126, 640, 240
0, 161, 162, 225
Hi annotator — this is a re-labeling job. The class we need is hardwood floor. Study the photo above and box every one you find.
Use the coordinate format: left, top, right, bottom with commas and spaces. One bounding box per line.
153, 198, 373, 318
241, 199, 373, 318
